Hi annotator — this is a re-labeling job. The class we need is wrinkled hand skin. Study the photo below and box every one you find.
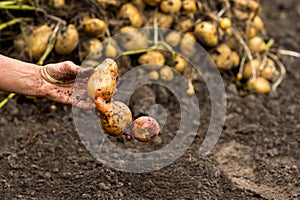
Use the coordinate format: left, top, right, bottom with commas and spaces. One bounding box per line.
41, 61, 95, 109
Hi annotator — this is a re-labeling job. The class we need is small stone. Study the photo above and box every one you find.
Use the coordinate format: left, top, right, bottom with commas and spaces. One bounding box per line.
52, 168, 59, 173
116, 182, 124, 188
82, 193, 92, 199
44, 172, 51, 179
99, 182, 110, 190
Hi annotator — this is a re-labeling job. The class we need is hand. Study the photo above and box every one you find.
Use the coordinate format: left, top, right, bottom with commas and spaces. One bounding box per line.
40, 61, 95, 109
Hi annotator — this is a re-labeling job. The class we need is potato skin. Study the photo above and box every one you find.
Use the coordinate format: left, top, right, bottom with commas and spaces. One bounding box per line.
132, 116, 160, 142
55, 24, 79, 55
97, 100, 132, 136
87, 58, 118, 101
27, 24, 53, 60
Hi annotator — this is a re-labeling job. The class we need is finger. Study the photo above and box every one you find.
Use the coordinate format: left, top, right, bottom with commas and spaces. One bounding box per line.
77, 67, 94, 79
74, 99, 96, 110
46, 61, 81, 83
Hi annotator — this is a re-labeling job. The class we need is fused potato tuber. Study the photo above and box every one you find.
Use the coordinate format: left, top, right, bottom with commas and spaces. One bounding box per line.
194, 21, 219, 47
132, 116, 160, 142
27, 24, 53, 60
96, 99, 132, 137
55, 24, 79, 55
83, 18, 107, 38
119, 3, 143, 28
87, 58, 118, 100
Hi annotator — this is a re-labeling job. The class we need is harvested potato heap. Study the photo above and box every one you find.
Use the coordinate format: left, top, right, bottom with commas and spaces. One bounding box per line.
0, 0, 299, 95
87, 59, 160, 142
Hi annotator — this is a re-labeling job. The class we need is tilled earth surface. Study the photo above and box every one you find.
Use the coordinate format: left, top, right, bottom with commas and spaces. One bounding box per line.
0, 1, 300, 199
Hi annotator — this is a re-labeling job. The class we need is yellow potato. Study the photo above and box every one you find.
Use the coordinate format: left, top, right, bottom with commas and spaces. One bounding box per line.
87, 58, 118, 101
138, 51, 165, 70
119, 26, 148, 50
119, 3, 143, 28
27, 24, 53, 60
55, 24, 79, 55
83, 18, 107, 38
194, 21, 219, 47
97, 100, 132, 137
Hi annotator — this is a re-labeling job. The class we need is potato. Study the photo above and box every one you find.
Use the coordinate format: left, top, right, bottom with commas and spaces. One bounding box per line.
87, 58, 118, 101
152, 12, 173, 28
174, 18, 193, 33
182, 0, 197, 15
174, 55, 187, 73
138, 50, 165, 70
96, 100, 132, 137
119, 26, 148, 50
165, 32, 181, 47
247, 77, 271, 93
210, 44, 233, 70
180, 32, 197, 58
83, 18, 107, 38
252, 16, 264, 32
55, 24, 79, 55
243, 59, 261, 79
194, 21, 219, 47
132, 116, 160, 142
27, 24, 53, 60
80, 38, 103, 59
160, 0, 182, 14
47, 0, 65, 8
159, 66, 174, 81
261, 59, 278, 81
219, 17, 232, 30
119, 3, 143, 28
105, 43, 117, 58
247, 36, 267, 54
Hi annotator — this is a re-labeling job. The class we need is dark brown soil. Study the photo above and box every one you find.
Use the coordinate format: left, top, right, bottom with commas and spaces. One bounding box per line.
1, 1, 300, 199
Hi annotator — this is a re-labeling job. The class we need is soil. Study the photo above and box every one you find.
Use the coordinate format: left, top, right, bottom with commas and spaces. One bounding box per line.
0, 0, 300, 199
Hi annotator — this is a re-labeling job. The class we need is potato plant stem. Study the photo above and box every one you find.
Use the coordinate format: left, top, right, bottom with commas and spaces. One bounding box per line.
0, 4, 36, 10
0, 93, 16, 109
0, 1, 16, 6
268, 52, 286, 92
37, 23, 61, 66
0, 18, 32, 31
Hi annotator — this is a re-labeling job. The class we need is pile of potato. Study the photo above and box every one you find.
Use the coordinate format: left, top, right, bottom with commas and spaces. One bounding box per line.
0, 0, 286, 94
